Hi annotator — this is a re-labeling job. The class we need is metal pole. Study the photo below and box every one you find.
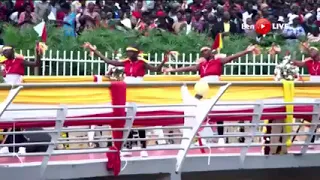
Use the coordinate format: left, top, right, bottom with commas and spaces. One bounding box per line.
240, 100, 263, 164
175, 83, 232, 173
300, 100, 320, 154
121, 103, 137, 150
39, 105, 67, 180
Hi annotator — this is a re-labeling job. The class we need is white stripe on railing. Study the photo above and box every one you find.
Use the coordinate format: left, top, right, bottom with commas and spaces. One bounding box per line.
18, 50, 307, 76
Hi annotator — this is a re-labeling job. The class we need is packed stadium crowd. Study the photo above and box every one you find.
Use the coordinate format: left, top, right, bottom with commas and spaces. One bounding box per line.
0, 0, 320, 43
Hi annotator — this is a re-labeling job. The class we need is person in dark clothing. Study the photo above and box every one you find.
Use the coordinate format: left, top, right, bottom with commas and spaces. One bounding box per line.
156, 12, 174, 32
230, 6, 244, 34
3, 128, 28, 153
3, 128, 51, 153
127, 130, 146, 149
24, 128, 51, 153
3, 0, 14, 21
204, 14, 217, 34
302, 14, 317, 34
211, 11, 238, 38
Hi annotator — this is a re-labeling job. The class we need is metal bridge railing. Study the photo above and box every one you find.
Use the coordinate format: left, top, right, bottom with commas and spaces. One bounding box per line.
0, 102, 320, 178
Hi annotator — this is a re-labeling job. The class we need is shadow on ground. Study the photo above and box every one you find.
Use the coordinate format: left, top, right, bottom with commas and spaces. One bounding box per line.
73, 167, 320, 180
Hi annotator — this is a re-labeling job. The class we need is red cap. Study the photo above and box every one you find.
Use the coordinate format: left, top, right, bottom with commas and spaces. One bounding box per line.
132, 11, 142, 19
156, 11, 165, 17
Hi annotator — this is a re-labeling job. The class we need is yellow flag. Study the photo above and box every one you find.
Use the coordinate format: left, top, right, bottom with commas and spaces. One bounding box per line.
218, 33, 223, 49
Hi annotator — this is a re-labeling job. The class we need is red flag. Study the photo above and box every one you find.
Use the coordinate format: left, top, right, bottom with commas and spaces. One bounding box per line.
41, 24, 47, 43
33, 21, 47, 43
212, 33, 223, 50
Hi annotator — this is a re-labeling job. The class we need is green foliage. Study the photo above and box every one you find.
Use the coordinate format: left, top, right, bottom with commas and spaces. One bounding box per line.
2, 24, 320, 75
3, 24, 320, 56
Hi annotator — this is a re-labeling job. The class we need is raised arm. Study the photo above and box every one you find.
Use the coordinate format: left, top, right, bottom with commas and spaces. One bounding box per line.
292, 60, 307, 67
53, 20, 72, 26
300, 42, 312, 55
164, 65, 199, 73
92, 49, 124, 66
220, 45, 256, 64
83, 42, 124, 66
292, 58, 312, 67
23, 52, 41, 67
145, 53, 169, 72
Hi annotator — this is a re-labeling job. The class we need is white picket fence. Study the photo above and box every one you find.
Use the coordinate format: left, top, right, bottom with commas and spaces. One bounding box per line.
19, 49, 308, 76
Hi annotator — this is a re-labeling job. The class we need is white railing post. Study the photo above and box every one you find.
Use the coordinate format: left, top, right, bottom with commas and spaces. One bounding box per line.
26, 50, 311, 76
63, 51, 67, 76
240, 100, 264, 164
84, 50, 88, 76
175, 83, 232, 173
121, 103, 137, 150
49, 50, 53, 75
39, 105, 68, 180
300, 99, 320, 154
70, 50, 74, 75
0, 86, 23, 117
56, 50, 60, 76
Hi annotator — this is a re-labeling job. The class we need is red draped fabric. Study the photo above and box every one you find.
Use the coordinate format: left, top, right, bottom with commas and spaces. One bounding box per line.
106, 81, 126, 176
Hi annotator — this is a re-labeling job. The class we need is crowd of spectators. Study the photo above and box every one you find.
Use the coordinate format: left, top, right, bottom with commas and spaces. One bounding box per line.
0, 0, 320, 45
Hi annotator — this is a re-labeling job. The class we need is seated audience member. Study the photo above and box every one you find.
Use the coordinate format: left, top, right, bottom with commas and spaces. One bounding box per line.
18, 3, 37, 29
100, 11, 113, 28
212, 11, 238, 38
83, 2, 101, 29
307, 26, 320, 43
282, 15, 306, 43
61, 3, 77, 37
172, 10, 186, 34
15, 0, 34, 13
35, 0, 50, 22
192, 11, 205, 33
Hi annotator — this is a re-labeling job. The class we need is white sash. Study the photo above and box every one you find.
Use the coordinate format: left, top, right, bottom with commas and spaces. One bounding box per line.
5, 74, 23, 84
309, 76, 320, 82
124, 76, 143, 83
200, 75, 220, 83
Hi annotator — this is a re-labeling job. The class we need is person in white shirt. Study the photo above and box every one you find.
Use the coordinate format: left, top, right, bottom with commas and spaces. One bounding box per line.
35, 0, 50, 22
185, 12, 193, 34
48, 0, 60, 18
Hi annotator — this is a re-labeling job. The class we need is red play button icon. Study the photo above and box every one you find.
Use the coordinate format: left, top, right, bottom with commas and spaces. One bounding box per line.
255, 18, 271, 35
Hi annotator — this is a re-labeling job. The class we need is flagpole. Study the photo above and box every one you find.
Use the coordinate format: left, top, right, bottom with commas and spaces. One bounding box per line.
34, 41, 39, 75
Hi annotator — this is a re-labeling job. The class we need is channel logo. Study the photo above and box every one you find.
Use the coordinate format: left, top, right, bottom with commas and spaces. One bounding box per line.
242, 18, 288, 35
255, 18, 272, 35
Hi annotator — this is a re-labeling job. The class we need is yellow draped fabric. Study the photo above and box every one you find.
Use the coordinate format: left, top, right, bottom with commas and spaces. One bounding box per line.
0, 87, 111, 105
261, 120, 269, 152
262, 120, 269, 133
126, 85, 284, 103
0, 84, 318, 105
0, 129, 3, 142
22, 76, 311, 83
282, 80, 295, 147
